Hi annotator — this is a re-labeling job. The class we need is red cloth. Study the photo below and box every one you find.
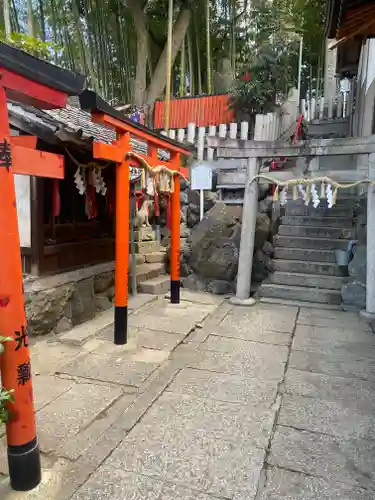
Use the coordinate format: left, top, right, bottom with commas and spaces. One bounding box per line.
166, 194, 171, 230
85, 185, 98, 219
52, 180, 61, 217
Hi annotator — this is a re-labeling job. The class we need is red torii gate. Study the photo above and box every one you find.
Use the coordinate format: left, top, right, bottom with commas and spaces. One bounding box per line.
0, 43, 85, 491
79, 90, 193, 345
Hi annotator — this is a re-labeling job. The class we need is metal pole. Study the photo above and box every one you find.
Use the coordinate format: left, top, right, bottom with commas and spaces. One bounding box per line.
164, 0, 174, 133
297, 36, 303, 110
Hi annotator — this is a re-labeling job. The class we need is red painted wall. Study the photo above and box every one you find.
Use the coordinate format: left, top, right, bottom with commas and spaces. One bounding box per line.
154, 94, 234, 129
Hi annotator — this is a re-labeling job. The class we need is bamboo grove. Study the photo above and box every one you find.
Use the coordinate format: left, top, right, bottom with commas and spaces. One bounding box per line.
0, 0, 325, 111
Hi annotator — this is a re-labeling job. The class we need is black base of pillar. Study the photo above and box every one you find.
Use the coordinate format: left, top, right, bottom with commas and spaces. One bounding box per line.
170, 280, 180, 304
114, 305, 128, 345
8, 437, 41, 491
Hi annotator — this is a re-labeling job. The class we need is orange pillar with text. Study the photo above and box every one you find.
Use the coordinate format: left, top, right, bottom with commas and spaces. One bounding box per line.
170, 153, 181, 303
0, 87, 41, 490
114, 133, 130, 344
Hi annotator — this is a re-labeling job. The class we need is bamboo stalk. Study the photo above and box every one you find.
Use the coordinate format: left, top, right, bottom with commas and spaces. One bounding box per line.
164, 0, 174, 132
206, 0, 212, 94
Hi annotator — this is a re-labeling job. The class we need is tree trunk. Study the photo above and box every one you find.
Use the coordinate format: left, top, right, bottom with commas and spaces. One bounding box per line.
27, 0, 35, 37
3, 0, 11, 35
126, 0, 149, 107
145, 8, 191, 107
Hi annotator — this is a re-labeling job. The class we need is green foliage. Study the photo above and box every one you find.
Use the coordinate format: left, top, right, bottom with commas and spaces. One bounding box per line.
0, 31, 57, 60
0, 336, 14, 426
230, 28, 298, 117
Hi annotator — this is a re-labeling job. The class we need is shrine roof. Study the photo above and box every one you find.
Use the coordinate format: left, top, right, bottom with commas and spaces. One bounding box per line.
79, 90, 194, 156
0, 43, 85, 96
7, 100, 170, 160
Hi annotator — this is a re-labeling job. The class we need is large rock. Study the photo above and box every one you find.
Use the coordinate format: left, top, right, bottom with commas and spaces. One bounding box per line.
349, 244, 366, 284
189, 204, 242, 282
188, 204, 272, 284
341, 280, 366, 309
26, 284, 74, 336
254, 213, 272, 251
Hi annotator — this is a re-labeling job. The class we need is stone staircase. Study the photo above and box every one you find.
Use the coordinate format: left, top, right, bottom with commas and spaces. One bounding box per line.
132, 227, 169, 295
259, 196, 356, 305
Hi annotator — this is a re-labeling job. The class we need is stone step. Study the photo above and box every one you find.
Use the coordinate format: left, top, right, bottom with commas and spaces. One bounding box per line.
132, 263, 165, 283
143, 251, 166, 264
274, 247, 336, 263
267, 271, 347, 290
129, 254, 146, 265
278, 225, 354, 239
286, 205, 353, 217
272, 259, 346, 276
275, 235, 350, 250
134, 241, 161, 254
138, 274, 170, 295
134, 227, 155, 242
259, 297, 342, 310
281, 216, 354, 228
259, 283, 342, 305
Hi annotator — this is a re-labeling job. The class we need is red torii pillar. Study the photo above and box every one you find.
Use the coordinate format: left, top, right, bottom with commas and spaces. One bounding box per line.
0, 90, 65, 491
87, 110, 191, 345
0, 45, 85, 491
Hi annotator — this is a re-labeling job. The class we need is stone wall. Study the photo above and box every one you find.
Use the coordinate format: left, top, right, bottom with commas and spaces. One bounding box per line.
25, 262, 115, 336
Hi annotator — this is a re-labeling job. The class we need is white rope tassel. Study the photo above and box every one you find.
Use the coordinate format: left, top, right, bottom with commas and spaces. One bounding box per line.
279, 187, 288, 205
298, 184, 307, 204
326, 183, 333, 208
320, 181, 325, 199
74, 167, 86, 195
311, 183, 320, 208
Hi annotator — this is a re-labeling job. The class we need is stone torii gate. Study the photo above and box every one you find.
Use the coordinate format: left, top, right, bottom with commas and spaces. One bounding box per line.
207, 134, 375, 319
79, 90, 193, 345
0, 43, 85, 491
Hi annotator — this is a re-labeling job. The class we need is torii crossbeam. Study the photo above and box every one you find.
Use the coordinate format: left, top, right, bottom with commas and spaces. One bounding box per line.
80, 90, 193, 346
0, 43, 85, 492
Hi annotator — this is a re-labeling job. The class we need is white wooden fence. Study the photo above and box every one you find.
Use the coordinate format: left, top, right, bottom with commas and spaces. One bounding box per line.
161, 108, 298, 161
301, 89, 355, 122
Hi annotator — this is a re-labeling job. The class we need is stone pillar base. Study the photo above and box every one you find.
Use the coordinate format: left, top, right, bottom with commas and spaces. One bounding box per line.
229, 297, 256, 307
360, 310, 375, 322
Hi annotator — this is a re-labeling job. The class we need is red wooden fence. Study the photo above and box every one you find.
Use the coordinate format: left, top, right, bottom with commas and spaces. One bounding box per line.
154, 94, 234, 129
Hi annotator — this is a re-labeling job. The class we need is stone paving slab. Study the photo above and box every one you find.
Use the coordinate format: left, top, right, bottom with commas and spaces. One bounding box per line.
226, 303, 298, 334
167, 367, 278, 407
172, 344, 286, 381
128, 304, 213, 334
210, 326, 292, 345
269, 426, 375, 490
202, 335, 289, 363
71, 466, 223, 500
175, 289, 225, 305
97, 324, 185, 352
30, 339, 81, 375
58, 393, 135, 461
289, 349, 375, 381
33, 375, 75, 411
298, 309, 372, 331
119, 391, 276, 450
36, 382, 123, 453
59, 352, 159, 388
294, 324, 375, 343
106, 428, 265, 499
259, 468, 373, 500
279, 395, 375, 440
292, 334, 375, 358
284, 368, 375, 410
